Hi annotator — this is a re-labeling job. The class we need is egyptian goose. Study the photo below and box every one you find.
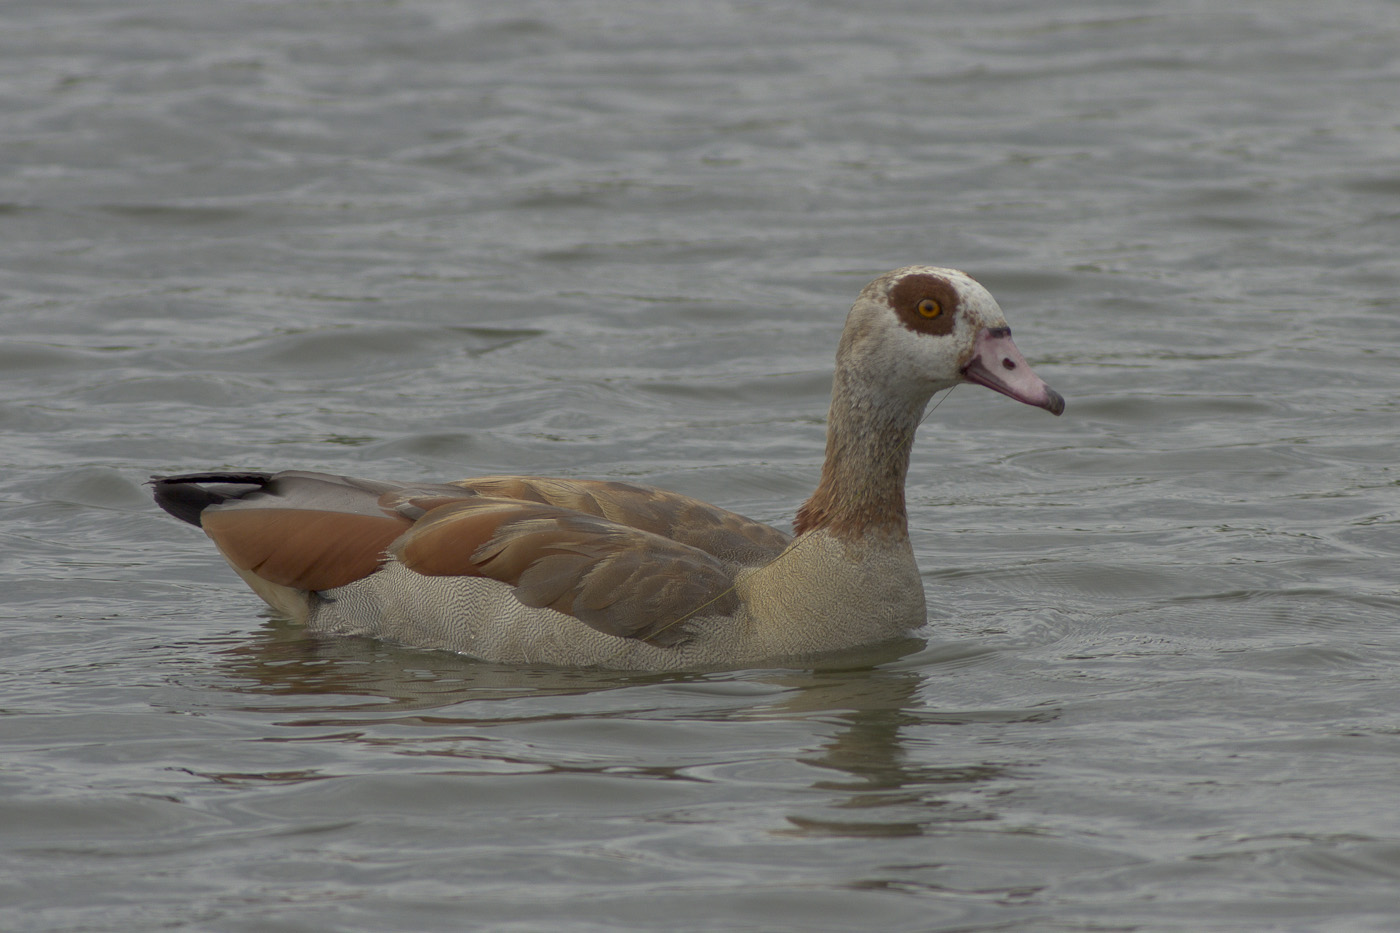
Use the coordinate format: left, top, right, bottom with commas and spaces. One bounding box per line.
152, 266, 1063, 669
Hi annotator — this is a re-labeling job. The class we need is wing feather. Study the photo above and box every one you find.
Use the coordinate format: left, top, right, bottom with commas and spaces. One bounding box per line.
200, 508, 411, 590
448, 476, 790, 563
162, 471, 473, 592
393, 498, 740, 644
158, 470, 772, 645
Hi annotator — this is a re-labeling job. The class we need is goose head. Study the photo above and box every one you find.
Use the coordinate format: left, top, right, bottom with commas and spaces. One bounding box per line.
795, 266, 1063, 538
837, 265, 1064, 416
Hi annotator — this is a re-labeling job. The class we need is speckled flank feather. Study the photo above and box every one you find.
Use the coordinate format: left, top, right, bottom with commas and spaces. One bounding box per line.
151, 266, 1063, 670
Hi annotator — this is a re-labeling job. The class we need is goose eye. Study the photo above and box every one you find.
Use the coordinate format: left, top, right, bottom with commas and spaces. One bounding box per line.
917, 298, 941, 319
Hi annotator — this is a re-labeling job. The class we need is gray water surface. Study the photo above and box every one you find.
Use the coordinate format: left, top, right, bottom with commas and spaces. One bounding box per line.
3, 1, 1399, 930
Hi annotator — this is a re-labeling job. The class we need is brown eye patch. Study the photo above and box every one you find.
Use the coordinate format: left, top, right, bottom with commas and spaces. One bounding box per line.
889, 273, 960, 336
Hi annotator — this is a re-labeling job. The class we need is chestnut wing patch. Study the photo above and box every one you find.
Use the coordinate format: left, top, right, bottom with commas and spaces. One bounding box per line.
201, 508, 413, 591
393, 498, 740, 645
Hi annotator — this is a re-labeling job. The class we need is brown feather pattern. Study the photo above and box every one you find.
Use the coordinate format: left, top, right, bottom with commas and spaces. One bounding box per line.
201, 508, 411, 590
446, 476, 790, 563
182, 473, 784, 644
393, 497, 741, 644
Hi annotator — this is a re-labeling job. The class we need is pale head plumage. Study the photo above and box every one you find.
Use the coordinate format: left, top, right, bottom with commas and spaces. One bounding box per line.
835, 265, 1062, 416
837, 265, 1007, 407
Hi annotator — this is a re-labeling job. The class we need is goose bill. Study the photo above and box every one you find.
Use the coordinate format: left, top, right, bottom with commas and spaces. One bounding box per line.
960, 327, 1065, 415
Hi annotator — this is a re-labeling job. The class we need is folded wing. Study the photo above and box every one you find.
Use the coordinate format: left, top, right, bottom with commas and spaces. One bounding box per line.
392, 496, 744, 645
443, 476, 791, 564
154, 470, 775, 646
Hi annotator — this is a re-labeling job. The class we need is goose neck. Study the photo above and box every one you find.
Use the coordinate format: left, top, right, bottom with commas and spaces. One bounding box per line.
794, 370, 929, 539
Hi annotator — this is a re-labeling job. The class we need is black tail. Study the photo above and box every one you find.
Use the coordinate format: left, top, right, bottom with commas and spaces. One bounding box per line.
149, 472, 275, 527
